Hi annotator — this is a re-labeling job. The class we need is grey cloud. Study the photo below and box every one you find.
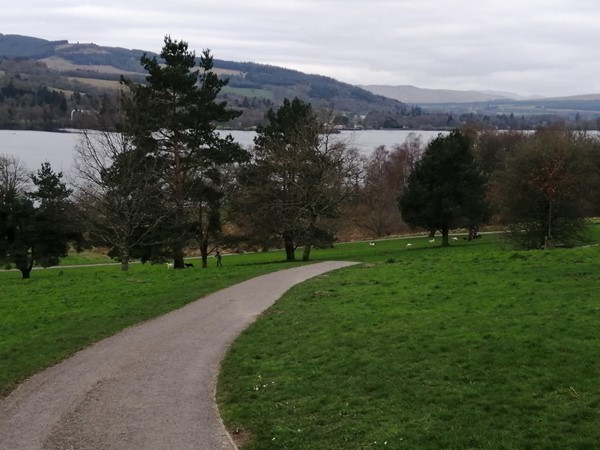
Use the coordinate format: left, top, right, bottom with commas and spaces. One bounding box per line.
3, 0, 600, 96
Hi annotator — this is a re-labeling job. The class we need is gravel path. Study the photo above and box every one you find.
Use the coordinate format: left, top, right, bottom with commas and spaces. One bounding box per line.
0, 261, 357, 450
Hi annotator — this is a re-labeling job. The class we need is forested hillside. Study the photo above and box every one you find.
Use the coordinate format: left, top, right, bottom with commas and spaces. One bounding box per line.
1, 33, 598, 131
0, 33, 410, 130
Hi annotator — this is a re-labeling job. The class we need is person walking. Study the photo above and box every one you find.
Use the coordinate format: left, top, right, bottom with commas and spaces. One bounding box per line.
215, 250, 223, 267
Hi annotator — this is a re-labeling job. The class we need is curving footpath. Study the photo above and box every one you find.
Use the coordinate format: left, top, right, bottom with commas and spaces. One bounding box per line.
0, 261, 358, 450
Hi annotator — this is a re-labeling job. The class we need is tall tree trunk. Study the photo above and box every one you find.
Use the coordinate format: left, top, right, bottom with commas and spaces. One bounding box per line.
120, 246, 130, 272
200, 238, 208, 268
302, 244, 312, 261
172, 144, 186, 270
198, 203, 208, 268
441, 226, 450, 247
19, 268, 31, 279
545, 201, 553, 249
173, 246, 185, 269
302, 217, 316, 262
283, 235, 295, 261
16, 251, 33, 279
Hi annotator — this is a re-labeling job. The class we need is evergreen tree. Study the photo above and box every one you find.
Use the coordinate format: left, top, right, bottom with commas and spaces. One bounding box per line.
233, 98, 360, 261
121, 36, 246, 268
0, 161, 79, 278
400, 130, 489, 246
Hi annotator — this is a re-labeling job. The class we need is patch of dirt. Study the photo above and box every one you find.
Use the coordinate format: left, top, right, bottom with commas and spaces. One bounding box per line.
229, 427, 253, 447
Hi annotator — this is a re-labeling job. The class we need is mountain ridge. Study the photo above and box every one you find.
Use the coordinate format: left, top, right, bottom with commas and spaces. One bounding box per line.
359, 84, 600, 104
0, 33, 404, 114
1, 33, 599, 130
360, 84, 513, 104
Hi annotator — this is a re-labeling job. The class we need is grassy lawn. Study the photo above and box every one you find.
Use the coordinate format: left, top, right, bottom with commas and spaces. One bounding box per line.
58, 249, 116, 265
218, 232, 600, 449
0, 250, 303, 397
3, 228, 600, 449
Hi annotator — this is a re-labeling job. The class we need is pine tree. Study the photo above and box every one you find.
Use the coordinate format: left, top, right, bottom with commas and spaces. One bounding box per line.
0, 161, 79, 278
234, 98, 360, 260
121, 36, 246, 268
400, 130, 489, 246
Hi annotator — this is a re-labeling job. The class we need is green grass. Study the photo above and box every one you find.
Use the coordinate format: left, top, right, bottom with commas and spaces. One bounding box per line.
0, 251, 303, 397
2, 228, 600, 449
3, 249, 116, 268
58, 249, 115, 265
218, 232, 600, 449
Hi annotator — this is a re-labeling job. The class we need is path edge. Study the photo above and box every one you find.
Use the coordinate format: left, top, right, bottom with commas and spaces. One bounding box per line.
215, 260, 360, 449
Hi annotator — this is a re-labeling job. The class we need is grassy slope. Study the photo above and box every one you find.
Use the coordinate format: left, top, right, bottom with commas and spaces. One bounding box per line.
222, 86, 274, 99
67, 76, 122, 90
58, 249, 115, 265
2, 230, 599, 449
218, 233, 600, 449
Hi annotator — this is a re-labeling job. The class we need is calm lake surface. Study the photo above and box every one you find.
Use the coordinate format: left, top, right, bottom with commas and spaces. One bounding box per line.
0, 129, 444, 174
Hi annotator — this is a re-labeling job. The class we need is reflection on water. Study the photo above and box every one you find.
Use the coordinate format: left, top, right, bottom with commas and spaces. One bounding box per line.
0, 129, 444, 173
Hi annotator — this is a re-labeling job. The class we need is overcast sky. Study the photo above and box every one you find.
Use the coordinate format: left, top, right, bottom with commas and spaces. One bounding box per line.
4, 0, 600, 97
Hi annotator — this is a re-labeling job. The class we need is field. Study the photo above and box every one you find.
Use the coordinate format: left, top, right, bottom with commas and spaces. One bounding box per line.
221, 86, 274, 99
67, 76, 123, 90
2, 230, 600, 449
40, 56, 139, 75
217, 232, 600, 449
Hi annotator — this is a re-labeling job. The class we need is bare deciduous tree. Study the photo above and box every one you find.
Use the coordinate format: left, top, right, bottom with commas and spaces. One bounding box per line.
349, 134, 422, 238
497, 128, 597, 249
72, 127, 170, 271
0, 154, 30, 197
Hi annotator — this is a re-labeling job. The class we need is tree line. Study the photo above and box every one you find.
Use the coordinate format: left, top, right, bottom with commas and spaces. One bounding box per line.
2, 37, 600, 278
4, 45, 599, 132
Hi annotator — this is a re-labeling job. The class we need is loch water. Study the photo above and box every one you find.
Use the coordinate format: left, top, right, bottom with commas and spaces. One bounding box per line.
0, 129, 445, 174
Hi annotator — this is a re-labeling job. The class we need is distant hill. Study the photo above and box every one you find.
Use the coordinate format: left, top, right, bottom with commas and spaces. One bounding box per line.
0, 33, 406, 125
359, 84, 517, 104
0, 34, 67, 58
0, 34, 150, 72
2, 34, 599, 131
533, 93, 600, 102
360, 83, 600, 124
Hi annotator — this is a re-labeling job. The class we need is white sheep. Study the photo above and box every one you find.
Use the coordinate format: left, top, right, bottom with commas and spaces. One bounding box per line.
429, 238, 435, 243
406, 243, 412, 248
451, 237, 459, 241
166, 262, 174, 269
369, 242, 376, 246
